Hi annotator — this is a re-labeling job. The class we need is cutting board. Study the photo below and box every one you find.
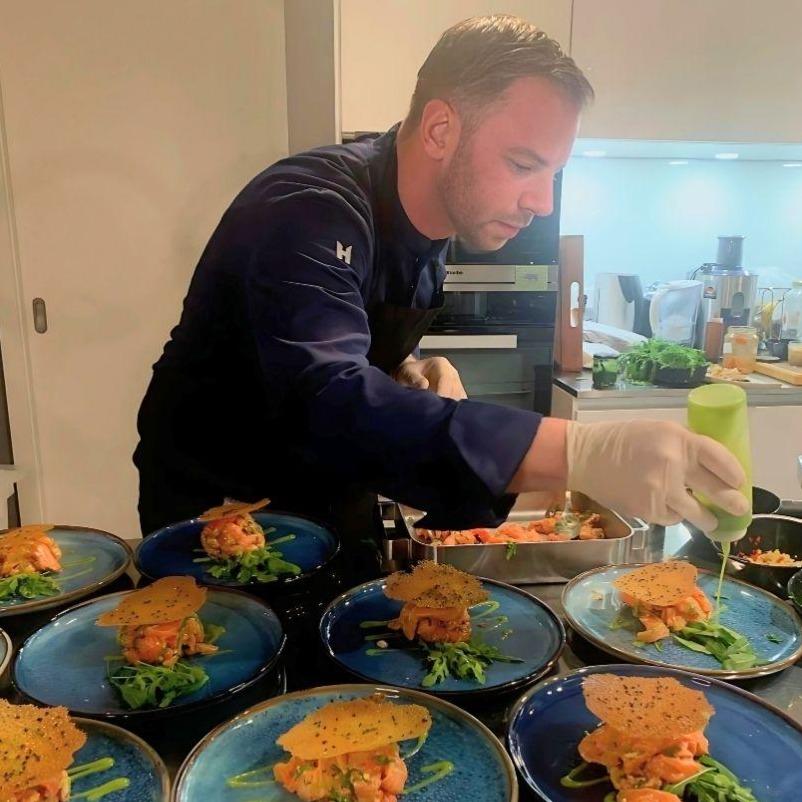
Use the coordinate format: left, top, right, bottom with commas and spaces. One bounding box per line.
706, 371, 784, 389
753, 360, 802, 385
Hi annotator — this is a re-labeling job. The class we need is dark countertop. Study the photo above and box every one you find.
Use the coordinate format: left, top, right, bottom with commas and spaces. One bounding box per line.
1, 524, 800, 796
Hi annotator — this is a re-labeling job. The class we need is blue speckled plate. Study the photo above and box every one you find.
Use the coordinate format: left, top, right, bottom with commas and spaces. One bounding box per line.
320, 578, 564, 697
0, 526, 132, 617
12, 587, 285, 720
73, 717, 169, 801
135, 512, 339, 587
508, 664, 802, 802
173, 684, 518, 802
562, 563, 802, 679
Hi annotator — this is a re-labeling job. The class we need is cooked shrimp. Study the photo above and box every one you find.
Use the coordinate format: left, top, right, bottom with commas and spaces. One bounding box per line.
119, 613, 218, 667
389, 603, 471, 644
200, 512, 265, 559
13, 772, 70, 802
274, 744, 407, 802
0, 533, 62, 577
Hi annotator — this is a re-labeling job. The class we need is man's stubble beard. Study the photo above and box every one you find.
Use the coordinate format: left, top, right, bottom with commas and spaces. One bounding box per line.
437, 135, 497, 253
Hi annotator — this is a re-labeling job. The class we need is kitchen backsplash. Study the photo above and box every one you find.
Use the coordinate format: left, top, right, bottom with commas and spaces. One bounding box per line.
561, 156, 802, 292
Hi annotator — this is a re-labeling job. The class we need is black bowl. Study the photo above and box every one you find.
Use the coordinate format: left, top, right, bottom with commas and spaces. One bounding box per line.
652, 364, 708, 387
713, 514, 802, 598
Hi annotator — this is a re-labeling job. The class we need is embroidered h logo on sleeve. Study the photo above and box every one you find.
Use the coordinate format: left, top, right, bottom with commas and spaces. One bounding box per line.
336, 241, 352, 265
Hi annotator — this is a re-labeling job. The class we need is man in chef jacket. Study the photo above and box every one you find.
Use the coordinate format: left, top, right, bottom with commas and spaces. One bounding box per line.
135, 14, 747, 556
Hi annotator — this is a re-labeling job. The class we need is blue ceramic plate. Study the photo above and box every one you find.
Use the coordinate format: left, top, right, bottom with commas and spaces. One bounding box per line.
135, 512, 339, 587
508, 664, 802, 802
72, 717, 170, 801
174, 683, 517, 802
12, 587, 285, 719
0, 526, 132, 617
562, 563, 802, 679
320, 577, 564, 696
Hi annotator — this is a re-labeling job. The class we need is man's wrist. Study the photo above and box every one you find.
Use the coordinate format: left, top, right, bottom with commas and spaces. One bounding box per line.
507, 417, 569, 493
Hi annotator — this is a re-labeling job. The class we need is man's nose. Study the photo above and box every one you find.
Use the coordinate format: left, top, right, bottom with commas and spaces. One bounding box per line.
519, 176, 554, 218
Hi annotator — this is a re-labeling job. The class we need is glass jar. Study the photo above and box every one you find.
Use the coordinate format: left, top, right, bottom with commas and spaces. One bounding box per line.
789, 340, 802, 367
592, 355, 619, 389
722, 326, 759, 373
780, 280, 802, 340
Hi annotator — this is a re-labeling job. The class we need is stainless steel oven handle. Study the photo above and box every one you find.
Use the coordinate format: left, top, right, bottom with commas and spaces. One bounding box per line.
419, 334, 518, 350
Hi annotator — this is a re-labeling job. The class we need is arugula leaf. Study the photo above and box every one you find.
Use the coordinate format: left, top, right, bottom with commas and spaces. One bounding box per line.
766, 633, 784, 644
204, 545, 302, 584
673, 620, 762, 670
420, 637, 522, 688
665, 755, 760, 802
107, 660, 210, 709
0, 572, 60, 601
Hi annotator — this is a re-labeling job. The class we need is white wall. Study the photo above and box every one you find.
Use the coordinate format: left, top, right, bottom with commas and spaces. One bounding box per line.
562, 157, 802, 292
0, 1, 288, 537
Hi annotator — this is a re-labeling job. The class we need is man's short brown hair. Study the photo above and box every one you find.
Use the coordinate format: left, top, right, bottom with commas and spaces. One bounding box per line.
406, 14, 593, 129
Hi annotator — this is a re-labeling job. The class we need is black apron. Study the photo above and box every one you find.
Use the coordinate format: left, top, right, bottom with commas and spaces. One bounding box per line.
136, 292, 443, 573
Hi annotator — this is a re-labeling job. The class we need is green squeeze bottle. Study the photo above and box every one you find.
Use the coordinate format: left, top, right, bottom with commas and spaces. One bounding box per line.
687, 384, 753, 614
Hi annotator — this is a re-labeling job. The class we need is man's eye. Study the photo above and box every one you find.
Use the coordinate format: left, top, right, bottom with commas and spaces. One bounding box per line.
508, 159, 532, 174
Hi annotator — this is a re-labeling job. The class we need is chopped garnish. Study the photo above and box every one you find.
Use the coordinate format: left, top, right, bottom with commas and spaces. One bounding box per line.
420, 637, 522, 687
107, 659, 210, 709
673, 620, 762, 671
0, 571, 60, 601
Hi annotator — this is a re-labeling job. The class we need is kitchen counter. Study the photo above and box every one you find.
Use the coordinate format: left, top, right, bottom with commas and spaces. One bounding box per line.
554, 370, 802, 408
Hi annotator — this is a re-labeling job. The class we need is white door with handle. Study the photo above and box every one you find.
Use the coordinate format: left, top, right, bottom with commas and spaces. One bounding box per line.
0, 2, 289, 538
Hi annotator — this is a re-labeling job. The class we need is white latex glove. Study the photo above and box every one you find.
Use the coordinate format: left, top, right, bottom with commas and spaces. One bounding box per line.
566, 420, 749, 532
392, 356, 468, 401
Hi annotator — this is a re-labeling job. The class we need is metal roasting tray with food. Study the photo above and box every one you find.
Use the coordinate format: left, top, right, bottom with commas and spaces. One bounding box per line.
384, 491, 648, 584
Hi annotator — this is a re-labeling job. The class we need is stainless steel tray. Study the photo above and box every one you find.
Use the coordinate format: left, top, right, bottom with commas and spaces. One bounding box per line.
386, 491, 647, 584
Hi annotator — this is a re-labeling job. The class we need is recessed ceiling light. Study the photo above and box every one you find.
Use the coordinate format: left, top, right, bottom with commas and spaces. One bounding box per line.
783, 162, 802, 168
582, 149, 606, 158
714, 152, 739, 160
669, 160, 688, 165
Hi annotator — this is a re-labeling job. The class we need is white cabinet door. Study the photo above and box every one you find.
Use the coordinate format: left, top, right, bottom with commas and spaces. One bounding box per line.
340, 0, 573, 134
576, 406, 802, 500
572, 0, 802, 142
0, 1, 288, 538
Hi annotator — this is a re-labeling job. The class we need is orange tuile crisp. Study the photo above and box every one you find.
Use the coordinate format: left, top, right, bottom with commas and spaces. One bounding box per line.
384, 561, 488, 609
277, 695, 432, 760
0, 700, 86, 796
583, 674, 714, 741
198, 499, 270, 522
96, 576, 207, 627
613, 561, 699, 607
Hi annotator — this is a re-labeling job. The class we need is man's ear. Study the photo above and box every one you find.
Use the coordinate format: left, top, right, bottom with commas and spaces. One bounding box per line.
419, 99, 461, 163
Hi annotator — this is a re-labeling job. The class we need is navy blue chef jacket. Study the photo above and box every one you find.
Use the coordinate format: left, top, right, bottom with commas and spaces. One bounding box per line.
134, 126, 542, 538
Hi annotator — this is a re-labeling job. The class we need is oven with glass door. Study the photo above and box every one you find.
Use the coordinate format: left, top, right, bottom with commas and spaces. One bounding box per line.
419, 264, 558, 414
